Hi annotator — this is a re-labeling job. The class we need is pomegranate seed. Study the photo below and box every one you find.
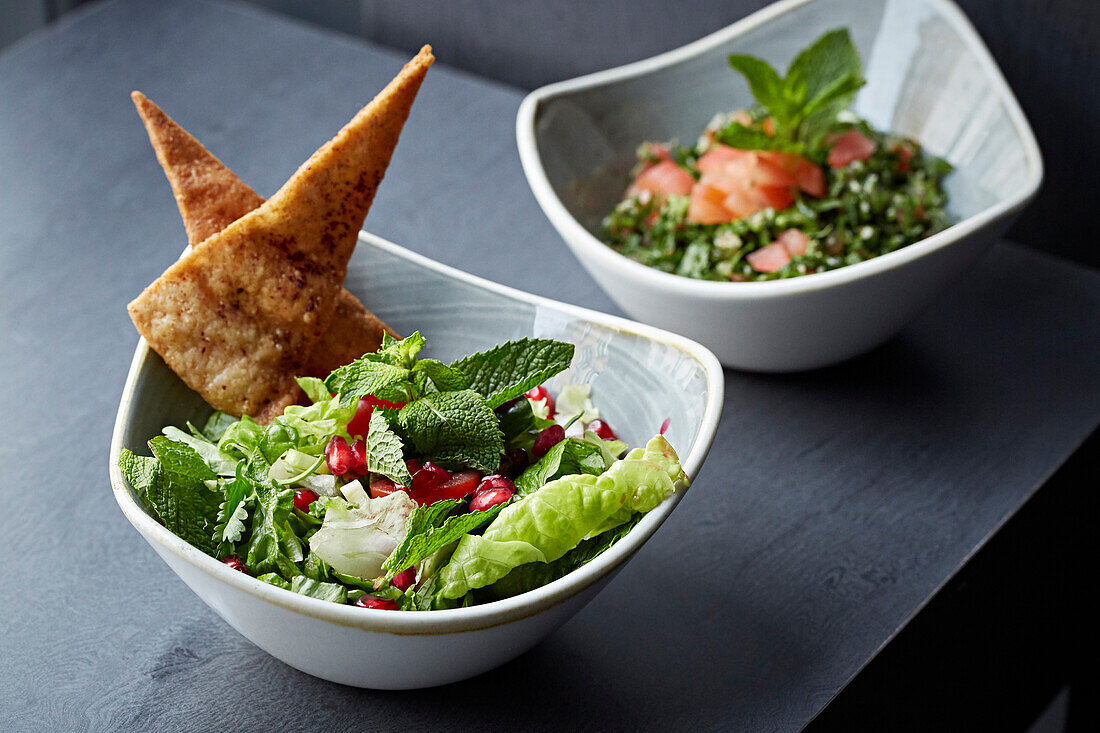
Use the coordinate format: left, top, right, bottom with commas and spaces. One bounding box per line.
391, 567, 417, 592
411, 460, 450, 492
525, 386, 555, 417
293, 489, 319, 512
348, 438, 369, 475
221, 555, 248, 574
355, 595, 398, 610
586, 418, 617, 440
325, 435, 353, 475
405, 458, 422, 475
470, 486, 513, 512
346, 396, 374, 438
476, 474, 515, 493
532, 424, 565, 459
659, 417, 671, 435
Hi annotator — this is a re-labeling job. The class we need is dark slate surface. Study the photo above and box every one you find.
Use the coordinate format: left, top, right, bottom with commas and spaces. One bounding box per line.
1, 0, 1097, 730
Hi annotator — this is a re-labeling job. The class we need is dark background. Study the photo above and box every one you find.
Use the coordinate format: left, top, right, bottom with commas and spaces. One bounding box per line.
262, 0, 1100, 270
5, 0, 1097, 267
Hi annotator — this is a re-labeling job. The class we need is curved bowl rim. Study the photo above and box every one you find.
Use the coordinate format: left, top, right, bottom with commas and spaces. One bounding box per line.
515, 0, 1044, 302
108, 231, 725, 636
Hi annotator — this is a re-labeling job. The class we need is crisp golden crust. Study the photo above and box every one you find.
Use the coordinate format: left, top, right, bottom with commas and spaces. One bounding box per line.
304, 289, 398, 378
132, 90, 401, 391
131, 91, 265, 247
128, 46, 433, 419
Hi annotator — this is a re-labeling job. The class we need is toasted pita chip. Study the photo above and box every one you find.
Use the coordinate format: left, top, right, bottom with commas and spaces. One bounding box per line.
129, 46, 433, 419
131, 91, 265, 246
132, 91, 398, 378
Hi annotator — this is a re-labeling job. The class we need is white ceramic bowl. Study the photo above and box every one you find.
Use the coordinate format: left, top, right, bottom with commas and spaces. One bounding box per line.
109, 232, 723, 689
517, 0, 1043, 371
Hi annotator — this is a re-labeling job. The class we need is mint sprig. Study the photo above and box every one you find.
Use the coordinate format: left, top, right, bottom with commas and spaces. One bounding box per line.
119, 441, 223, 555
380, 498, 506, 582
719, 28, 865, 155
398, 389, 504, 473
450, 338, 574, 408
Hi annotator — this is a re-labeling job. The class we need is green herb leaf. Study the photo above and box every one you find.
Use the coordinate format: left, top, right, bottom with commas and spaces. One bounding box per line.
213, 466, 252, 554
202, 411, 238, 442
726, 54, 790, 120
325, 359, 412, 408
785, 28, 862, 103
713, 123, 805, 154
450, 338, 574, 409
119, 445, 223, 555
398, 389, 504, 473
381, 499, 506, 582
366, 409, 413, 485
513, 438, 607, 497
149, 436, 217, 481
414, 358, 469, 392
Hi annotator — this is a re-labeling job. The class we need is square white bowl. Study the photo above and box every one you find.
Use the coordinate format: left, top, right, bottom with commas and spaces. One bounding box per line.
109, 232, 723, 689
517, 0, 1043, 371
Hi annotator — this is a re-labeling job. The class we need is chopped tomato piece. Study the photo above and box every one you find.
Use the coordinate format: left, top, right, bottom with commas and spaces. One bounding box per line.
687, 145, 823, 225
746, 241, 792, 273
627, 159, 694, 202
827, 129, 876, 169
414, 469, 481, 504
775, 228, 810, 256
369, 477, 403, 499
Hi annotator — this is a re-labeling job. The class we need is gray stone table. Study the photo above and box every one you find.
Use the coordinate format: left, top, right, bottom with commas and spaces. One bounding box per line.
1, 1, 1097, 730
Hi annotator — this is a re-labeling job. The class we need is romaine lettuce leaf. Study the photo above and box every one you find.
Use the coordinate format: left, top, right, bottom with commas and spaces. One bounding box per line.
437, 436, 685, 598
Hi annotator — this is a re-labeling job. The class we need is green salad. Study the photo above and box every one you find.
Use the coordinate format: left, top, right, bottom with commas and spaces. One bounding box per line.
119, 333, 686, 610
601, 29, 952, 282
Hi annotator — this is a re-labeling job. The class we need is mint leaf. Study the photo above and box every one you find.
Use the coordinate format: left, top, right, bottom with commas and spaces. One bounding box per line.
398, 389, 504, 473
726, 54, 791, 121
367, 410, 413, 485
514, 437, 607, 497
381, 499, 505, 581
149, 437, 217, 481
450, 338, 574, 409
785, 28, 861, 103
290, 576, 347, 604
382, 499, 463, 577
119, 446, 223, 555
414, 359, 468, 392
325, 359, 412, 408
119, 450, 160, 505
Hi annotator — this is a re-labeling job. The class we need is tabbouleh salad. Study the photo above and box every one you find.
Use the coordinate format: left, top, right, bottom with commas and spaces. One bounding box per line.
601, 29, 952, 282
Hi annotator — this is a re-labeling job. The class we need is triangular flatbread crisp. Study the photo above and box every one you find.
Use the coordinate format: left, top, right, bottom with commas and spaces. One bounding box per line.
131, 91, 397, 379
128, 46, 433, 420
